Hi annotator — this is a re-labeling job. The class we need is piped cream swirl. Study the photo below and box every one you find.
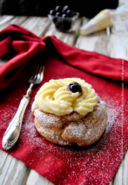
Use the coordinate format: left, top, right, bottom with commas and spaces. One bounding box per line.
35, 78, 98, 116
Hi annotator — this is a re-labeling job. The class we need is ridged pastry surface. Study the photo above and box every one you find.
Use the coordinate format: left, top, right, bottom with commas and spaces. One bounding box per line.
35, 78, 98, 116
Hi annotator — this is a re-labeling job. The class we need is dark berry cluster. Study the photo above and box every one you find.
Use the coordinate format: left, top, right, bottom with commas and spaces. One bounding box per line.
49, 5, 75, 18
48, 5, 78, 32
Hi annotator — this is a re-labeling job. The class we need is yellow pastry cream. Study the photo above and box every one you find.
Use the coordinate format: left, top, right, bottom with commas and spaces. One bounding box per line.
35, 78, 98, 116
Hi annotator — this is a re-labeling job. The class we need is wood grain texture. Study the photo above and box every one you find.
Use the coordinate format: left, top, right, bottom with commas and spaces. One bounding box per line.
21, 17, 51, 36
112, 152, 128, 185
0, 150, 29, 185
0, 16, 27, 30
26, 170, 53, 185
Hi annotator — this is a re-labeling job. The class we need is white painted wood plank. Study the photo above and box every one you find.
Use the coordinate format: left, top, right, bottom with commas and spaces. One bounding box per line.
108, 32, 128, 60
0, 15, 14, 25
112, 151, 128, 185
21, 17, 51, 36
123, 151, 128, 185
0, 16, 27, 30
76, 31, 128, 60
8, 16, 28, 26
0, 149, 8, 165
26, 170, 53, 185
76, 31, 106, 52
0, 16, 51, 37
0, 150, 29, 185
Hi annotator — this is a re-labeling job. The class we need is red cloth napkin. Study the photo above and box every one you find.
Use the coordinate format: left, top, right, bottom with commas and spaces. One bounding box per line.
0, 24, 128, 185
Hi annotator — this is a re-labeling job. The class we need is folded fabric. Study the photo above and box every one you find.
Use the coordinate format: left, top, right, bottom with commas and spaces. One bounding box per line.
0, 24, 128, 185
0, 25, 128, 91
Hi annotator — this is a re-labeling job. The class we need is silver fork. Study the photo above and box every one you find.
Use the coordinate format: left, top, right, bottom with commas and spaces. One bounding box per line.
2, 63, 44, 150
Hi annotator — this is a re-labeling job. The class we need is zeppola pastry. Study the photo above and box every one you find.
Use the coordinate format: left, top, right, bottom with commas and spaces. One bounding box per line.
31, 78, 107, 146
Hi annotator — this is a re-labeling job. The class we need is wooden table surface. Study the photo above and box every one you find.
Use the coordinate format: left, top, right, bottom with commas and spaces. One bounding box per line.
0, 0, 128, 184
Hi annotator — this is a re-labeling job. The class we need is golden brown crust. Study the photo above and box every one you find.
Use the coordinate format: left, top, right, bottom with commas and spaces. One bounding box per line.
32, 100, 107, 146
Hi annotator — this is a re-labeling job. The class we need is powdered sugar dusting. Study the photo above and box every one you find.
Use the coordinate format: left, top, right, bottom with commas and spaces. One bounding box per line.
21, 105, 48, 148
24, 95, 120, 148
104, 96, 121, 134
20, 94, 122, 172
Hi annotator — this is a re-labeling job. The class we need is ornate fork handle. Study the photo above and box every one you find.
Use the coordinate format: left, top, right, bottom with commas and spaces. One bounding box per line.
2, 83, 33, 150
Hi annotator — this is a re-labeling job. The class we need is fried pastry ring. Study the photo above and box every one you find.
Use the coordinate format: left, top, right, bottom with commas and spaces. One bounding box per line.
32, 100, 107, 146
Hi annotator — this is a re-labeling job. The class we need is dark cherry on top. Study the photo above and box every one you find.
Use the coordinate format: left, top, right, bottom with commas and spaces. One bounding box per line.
68, 82, 82, 93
